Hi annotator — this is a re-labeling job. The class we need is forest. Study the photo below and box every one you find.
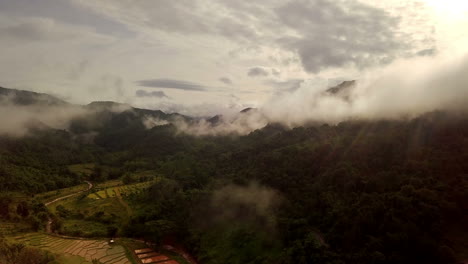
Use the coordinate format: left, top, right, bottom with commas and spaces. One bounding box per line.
0, 96, 467, 264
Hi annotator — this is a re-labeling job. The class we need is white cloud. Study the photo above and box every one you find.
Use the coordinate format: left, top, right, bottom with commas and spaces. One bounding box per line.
0, 0, 464, 118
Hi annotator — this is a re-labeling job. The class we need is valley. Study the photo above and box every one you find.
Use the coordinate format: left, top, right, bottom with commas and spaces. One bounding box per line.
0, 87, 467, 264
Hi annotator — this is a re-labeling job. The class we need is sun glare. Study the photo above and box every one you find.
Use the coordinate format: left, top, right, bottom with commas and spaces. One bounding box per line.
424, 0, 468, 18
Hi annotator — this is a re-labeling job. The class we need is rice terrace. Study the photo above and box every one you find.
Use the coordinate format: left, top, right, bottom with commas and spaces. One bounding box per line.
0, 172, 190, 264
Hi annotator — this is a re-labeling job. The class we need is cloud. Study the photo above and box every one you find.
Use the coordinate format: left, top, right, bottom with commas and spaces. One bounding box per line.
135, 89, 169, 98
417, 48, 437, 57
0, 89, 135, 137
274, 0, 433, 73
219, 77, 232, 85
173, 111, 268, 136
0, 17, 102, 42
136, 79, 207, 91
172, 52, 468, 136
271, 68, 281, 77
74, 0, 434, 75
142, 116, 170, 129
0, 0, 133, 37
70, 0, 259, 40
0, 0, 449, 117
262, 52, 468, 126
264, 79, 304, 93
207, 182, 281, 230
0, 94, 86, 137
247, 67, 270, 77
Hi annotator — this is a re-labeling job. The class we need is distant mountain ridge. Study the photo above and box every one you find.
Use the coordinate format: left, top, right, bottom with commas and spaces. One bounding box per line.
0, 86, 189, 121
0, 86, 68, 106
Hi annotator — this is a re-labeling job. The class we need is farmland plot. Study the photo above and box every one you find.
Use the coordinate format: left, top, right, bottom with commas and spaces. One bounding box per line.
12, 233, 131, 264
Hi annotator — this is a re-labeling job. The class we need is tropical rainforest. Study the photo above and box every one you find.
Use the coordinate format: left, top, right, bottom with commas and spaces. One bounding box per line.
0, 86, 467, 264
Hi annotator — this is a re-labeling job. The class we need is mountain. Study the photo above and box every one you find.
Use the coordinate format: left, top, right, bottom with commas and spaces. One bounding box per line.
326, 80, 356, 101
0, 86, 68, 106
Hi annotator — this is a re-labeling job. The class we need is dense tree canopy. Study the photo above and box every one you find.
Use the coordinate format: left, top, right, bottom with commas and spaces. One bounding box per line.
1, 110, 467, 263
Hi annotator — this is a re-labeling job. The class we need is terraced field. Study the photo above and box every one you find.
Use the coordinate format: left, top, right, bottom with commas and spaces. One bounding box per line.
134, 248, 180, 264
12, 233, 131, 264
88, 182, 151, 200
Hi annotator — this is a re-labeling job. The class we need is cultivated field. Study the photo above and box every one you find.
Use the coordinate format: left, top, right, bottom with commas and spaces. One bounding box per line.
11, 233, 131, 264
87, 182, 152, 200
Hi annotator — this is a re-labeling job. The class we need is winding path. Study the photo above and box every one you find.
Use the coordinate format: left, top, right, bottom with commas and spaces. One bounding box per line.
45, 181, 93, 206
45, 181, 93, 233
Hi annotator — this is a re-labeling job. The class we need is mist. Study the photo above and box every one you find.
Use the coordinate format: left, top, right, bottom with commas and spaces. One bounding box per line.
0, 95, 131, 137
2, 52, 468, 137
0, 97, 86, 137
264, 53, 468, 126
171, 52, 468, 136
194, 182, 281, 232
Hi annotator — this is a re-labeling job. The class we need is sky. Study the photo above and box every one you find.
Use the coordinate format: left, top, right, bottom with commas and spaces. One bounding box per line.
0, 0, 467, 117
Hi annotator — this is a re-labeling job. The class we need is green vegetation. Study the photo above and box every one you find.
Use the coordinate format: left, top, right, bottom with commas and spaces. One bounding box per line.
68, 164, 96, 178
0, 193, 50, 233
88, 181, 152, 200
1, 106, 467, 263
35, 184, 89, 204
44, 180, 152, 238
0, 237, 58, 264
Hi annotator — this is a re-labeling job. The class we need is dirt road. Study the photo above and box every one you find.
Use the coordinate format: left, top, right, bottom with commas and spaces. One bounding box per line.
45, 181, 93, 206
45, 181, 93, 233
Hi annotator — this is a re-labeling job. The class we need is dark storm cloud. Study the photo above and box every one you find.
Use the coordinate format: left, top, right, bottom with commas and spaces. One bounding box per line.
247, 67, 269, 77
274, 0, 411, 73
135, 90, 169, 98
136, 79, 207, 91
219, 77, 233, 85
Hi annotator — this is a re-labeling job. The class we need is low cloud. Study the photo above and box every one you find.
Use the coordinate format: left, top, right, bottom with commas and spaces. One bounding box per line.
142, 116, 170, 129
171, 52, 468, 136
0, 92, 132, 137
135, 89, 169, 98
0, 96, 87, 137
194, 182, 280, 231
136, 78, 207, 91
219, 77, 232, 85
263, 53, 468, 126
247, 67, 269, 77
264, 79, 304, 93
173, 111, 267, 136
